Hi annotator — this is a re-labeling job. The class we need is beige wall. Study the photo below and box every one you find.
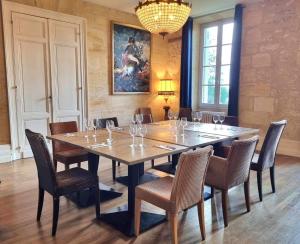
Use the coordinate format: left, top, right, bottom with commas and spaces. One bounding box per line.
0, 0, 180, 144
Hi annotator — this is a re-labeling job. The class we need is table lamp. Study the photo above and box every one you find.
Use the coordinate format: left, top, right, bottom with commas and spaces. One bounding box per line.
158, 79, 175, 120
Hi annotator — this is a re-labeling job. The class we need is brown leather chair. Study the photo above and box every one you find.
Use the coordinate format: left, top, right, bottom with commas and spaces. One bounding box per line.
49, 121, 88, 171
250, 120, 287, 201
25, 129, 100, 236
178, 107, 192, 121
95, 117, 120, 180
136, 107, 153, 124
135, 146, 213, 243
205, 136, 259, 227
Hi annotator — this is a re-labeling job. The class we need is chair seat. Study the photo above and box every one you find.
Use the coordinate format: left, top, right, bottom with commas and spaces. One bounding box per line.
250, 153, 260, 171
56, 167, 98, 195
136, 176, 174, 211
54, 149, 88, 164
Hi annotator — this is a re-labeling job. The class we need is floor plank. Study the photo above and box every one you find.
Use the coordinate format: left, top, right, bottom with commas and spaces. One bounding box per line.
0, 155, 300, 243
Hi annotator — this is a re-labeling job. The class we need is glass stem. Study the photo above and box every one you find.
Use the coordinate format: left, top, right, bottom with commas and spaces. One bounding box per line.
142, 136, 144, 146
133, 136, 135, 146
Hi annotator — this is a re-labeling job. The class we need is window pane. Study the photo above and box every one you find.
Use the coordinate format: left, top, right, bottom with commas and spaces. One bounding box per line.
202, 86, 215, 104
202, 66, 216, 85
219, 85, 229, 105
222, 45, 232, 65
222, 23, 234, 44
204, 26, 218, 47
221, 65, 230, 85
203, 47, 217, 66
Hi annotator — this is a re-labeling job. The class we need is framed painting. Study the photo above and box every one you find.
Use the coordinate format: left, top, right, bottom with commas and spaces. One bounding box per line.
111, 22, 151, 94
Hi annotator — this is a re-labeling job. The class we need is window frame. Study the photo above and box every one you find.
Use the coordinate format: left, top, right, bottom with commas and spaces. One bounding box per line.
199, 18, 234, 111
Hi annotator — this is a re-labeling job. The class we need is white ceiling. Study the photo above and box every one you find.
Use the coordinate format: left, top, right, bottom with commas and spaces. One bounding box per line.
84, 0, 239, 17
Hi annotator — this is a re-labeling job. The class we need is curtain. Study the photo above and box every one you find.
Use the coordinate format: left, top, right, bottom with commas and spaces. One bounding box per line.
228, 4, 244, 116
180, 17, 193, 108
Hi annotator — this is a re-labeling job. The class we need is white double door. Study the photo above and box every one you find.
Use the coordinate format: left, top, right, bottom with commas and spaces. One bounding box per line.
12, 13, 85, 158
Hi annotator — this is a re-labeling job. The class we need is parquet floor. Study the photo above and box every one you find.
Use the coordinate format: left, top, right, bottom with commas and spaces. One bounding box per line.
0, 155, 300, 244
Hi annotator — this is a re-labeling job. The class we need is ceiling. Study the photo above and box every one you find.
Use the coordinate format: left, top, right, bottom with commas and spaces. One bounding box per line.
84, 0, 239, 17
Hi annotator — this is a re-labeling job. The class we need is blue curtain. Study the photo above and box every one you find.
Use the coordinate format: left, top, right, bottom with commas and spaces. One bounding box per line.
228, 4, 244, 116
180, 17, 193, 108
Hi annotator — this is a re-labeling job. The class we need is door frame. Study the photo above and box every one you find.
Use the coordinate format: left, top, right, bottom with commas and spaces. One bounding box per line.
2, 1, 88, 160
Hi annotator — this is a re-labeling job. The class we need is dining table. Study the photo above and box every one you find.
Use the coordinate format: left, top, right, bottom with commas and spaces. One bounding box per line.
47, 121, 259, 237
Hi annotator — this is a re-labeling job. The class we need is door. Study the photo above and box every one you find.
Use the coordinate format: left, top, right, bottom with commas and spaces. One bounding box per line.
49, 20, 84, 129
12, 13, 51, 158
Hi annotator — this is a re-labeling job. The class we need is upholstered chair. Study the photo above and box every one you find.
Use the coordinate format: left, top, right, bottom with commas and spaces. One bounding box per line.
250, 120, 287, 201
95, 117, 120, 180
135, 146, 213, 244
49, 121, 88, 171
205, 136, 259, 227
178, 107, 192, 121
136, 107, 153, 124
25, 129, 100, 236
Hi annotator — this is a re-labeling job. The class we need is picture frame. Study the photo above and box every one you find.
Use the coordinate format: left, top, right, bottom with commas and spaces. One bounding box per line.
111, 22, 151, 94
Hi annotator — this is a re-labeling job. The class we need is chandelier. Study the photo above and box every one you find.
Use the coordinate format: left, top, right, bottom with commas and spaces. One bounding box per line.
135, 0, 192, 38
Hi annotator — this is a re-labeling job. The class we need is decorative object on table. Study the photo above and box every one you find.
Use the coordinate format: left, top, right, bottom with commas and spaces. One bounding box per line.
135, 0, 192, 38
158, 79, 175, 120
112, 22, 151, 94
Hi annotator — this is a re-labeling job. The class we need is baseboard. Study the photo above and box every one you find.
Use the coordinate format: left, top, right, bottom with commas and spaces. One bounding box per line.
0, 144, 12, 163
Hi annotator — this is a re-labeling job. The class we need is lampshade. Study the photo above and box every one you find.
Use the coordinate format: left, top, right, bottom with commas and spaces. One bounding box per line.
158, 79, 175, 96
135, 0, 192, 37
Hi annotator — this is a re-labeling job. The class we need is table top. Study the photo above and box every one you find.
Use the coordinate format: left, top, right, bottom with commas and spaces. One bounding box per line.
117, 121, 259, 148
47, 130, 188, 165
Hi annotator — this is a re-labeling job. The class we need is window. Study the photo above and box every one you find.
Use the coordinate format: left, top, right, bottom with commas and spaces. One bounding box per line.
200, 20, 234, 108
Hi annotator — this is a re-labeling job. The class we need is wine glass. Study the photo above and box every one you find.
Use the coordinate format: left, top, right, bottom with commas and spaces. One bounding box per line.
173, 112, 179, 120
219, 113, 225, 129
192, 111, 197, 130
136, 114, 144, 124
92, 119, 97, 138
213, 113, 220, 129
180, 117, 188, 136
84, 118, 92, 139
129, 123, 137, 148
168, 110, 173, 121
171, 119, 180, 137
106, 120, 114, 144
138, 124, 147, 147
131, 114, 137, 124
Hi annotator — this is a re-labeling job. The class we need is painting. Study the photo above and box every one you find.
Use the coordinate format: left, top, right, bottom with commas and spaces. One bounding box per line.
112, 22, 151, 94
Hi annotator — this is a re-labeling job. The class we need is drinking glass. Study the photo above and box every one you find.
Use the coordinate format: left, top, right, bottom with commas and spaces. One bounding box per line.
213, 113, 220, 129
129, 123, 137, 147
106, 120, 114, 144
131, 114, 137, 124
84, 118, 92, 139
136, 114, 143, 124
180, 117, 188, 136
192, 111, 197, 130
138, 124, 147, 147
173, 112, 179, 120
171, 119, 180, 137
219, 113, 225, 129
92, 119, 97, 137
168, 110, 173, 121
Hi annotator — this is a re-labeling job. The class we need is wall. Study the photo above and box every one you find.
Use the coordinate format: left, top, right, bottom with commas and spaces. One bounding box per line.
0, 0, 177, 145
239, 0, 300, 157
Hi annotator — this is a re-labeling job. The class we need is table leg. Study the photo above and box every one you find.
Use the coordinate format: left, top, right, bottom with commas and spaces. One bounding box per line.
100, 162, 166, 236
66, 153, 122, 207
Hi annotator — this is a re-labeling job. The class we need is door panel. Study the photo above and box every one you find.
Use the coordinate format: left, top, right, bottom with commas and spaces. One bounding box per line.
49, 20, 83, 127
12, 13, 51, 158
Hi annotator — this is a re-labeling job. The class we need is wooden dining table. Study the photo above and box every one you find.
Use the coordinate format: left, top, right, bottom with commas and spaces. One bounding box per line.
47, 121, 259, 237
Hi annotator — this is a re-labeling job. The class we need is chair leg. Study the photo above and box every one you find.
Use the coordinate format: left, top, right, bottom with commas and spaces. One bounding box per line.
95, 186, 100, 219
151, 159, 155, 168
117, 162, 120, 166
244, 179, 250, 212
52, 197, 60, 236
77, 162, 81, 168
270, 166, 276, 193
197, 199, 206, 241
37, 187, 44, 221
169, 213, 178, 244
112, 160, 116, 181
54, 160, 58, 172
65, 164, 69, 170
221, 190, 228, 227
134, 198, 142, 236
257, 171, 263, 201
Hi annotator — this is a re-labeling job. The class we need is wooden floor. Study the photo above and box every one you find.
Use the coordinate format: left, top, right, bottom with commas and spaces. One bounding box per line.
0, 155, 300, 244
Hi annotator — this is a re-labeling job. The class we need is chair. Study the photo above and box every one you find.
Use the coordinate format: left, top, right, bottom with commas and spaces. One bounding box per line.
94, 117, 120, 181
201, 111, 213, 123
136, 107, 153, 124
178, 107, 192, 121
49, 121, 88, 171
25, 129, 100, 236
250, 120, 287, 201
135, 146, 213, 244
205, 136, 259, 227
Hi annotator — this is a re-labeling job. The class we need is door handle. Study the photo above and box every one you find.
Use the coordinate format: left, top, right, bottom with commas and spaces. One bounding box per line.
12, 85, 17, 89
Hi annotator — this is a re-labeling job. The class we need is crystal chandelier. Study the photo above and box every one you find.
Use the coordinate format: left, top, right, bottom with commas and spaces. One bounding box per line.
135, 0, 192, 38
